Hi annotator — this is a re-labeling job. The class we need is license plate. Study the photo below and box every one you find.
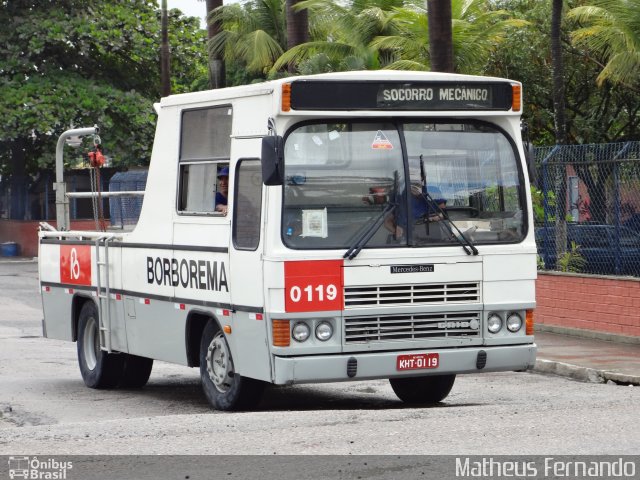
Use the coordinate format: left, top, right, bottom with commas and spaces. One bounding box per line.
396, 353, 439, 371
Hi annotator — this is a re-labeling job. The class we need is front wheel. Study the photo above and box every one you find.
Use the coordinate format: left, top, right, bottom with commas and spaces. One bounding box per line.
77, 301, 124, 389
389, 374, 456, 405
120, 354, 153, 388
199, 320, 265, 411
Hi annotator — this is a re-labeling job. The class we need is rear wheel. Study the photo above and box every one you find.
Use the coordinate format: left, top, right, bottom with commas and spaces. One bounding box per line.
77, 301, 124, 389
120, 354, 153, 388
199, 320, 265, 411
389, 374, 456, 405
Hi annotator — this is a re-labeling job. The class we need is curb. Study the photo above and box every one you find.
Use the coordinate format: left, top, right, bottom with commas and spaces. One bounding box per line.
0, 257, 37, 264
534, 358, 640, 386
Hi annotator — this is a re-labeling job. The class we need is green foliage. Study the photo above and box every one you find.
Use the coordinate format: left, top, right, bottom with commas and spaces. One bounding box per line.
488, 0, 640, 145
568, 0, 640, 89
557, 241, 587, 273
208, 0, 287, 79
371, 0, 527, 73
0, 1, 206, 174
270, 0, 399, 74
530, 185, 556, 224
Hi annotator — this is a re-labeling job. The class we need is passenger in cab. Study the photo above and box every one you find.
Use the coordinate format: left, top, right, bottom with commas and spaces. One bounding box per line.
215, 166, 229, 215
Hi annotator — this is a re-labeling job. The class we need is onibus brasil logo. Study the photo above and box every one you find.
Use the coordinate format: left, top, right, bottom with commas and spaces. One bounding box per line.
8, 457, 72, 479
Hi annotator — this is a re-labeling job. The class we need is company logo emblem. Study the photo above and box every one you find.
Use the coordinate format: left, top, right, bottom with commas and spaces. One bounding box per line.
437, 319, 479, 330
8, 457, 29, 479
69, 248, 81, 280
60, 245, 91, 286
8, 456, 73, 479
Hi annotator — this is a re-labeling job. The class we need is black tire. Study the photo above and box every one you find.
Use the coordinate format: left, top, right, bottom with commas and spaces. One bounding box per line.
199, 320, 265, 411
389, 374, 456, 405
120, 354, 153, 388
77, 301, 124, 389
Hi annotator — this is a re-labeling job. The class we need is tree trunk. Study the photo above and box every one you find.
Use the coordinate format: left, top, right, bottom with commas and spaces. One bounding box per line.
206, 0, 225, 89
161, 0, 171, 97
286, 0, 309, 73
551, 0, 567, 259
427, 0, 454, 73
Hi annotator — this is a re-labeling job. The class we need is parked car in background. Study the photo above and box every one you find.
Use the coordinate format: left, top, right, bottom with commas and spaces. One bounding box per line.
623, 213, 640, 234
536, 223, 640, 276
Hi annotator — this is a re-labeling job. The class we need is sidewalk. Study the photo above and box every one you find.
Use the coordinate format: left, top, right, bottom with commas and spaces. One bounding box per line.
534, 330, 640, 385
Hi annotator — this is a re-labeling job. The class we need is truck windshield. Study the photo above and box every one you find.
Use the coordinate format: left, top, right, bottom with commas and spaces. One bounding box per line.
282, 121, 525, 249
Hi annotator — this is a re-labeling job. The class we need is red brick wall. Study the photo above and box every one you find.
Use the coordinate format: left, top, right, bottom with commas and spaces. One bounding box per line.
536, 272, 640, 338
0, 219, 97, 258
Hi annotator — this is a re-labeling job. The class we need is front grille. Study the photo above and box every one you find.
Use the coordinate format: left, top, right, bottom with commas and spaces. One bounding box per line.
345, 312, 480, 343
344, 282, 480, 308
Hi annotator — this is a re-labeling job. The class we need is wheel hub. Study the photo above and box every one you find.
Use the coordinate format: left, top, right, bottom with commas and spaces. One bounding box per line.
83, 316, 98, 370
206, 334, 234, 393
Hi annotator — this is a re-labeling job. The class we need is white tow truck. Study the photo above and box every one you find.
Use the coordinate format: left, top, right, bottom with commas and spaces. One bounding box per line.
39, 71, 537, 410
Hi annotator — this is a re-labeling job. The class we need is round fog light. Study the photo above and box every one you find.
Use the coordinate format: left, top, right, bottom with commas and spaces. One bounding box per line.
292, 322, 310, 342
487, 313, 503, 333
315, 321, 333, 341
507, 313, 523, 332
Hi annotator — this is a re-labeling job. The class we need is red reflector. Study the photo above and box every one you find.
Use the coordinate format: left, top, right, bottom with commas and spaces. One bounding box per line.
223, 309, 230, 316
144, 298, 150, 305
180, 304, 185, 310
115, 293, 122, 300
255, 313, 263, 321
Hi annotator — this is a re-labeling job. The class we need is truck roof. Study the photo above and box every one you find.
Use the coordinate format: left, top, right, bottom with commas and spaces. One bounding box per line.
159, 70, 521, 108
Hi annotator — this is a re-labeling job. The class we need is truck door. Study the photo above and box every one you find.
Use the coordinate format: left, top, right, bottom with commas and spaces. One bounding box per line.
227, 157, 272, 381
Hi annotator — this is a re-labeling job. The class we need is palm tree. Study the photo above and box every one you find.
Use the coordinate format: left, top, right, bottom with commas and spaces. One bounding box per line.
551, 0, 568, 260
286, 0, 309, 73
206, 0, 225, 88
371, 0, 527, 73
427, 0, 453, 72
271, 0, 405, 73
208, 0, 287, 78
568, 0, 640, 90
161, 0, 171, 96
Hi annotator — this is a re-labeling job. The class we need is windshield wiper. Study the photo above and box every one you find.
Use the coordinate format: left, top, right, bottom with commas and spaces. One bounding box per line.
344, 171, 399, 260
343, 202, 396, 260
419, 190, 478, 256
419, 154, 478, 256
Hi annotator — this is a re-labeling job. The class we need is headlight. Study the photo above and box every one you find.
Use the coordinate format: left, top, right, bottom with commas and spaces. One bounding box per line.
315, 321, 333, 341
292, 322, 310, 342
487, 313, 503, 333
507, 313, 523, 332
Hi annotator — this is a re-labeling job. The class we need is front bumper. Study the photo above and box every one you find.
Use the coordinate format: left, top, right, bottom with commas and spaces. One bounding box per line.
273, 343, 537, 385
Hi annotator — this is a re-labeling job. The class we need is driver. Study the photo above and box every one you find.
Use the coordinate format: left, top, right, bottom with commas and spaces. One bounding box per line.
385, 183, 447, 240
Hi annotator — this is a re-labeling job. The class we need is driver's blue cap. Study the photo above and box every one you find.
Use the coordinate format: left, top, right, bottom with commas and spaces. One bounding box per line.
218, 167, 229, 177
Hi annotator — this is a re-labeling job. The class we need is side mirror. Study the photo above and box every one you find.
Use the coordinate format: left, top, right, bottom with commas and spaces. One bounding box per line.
261, 135, 284, 186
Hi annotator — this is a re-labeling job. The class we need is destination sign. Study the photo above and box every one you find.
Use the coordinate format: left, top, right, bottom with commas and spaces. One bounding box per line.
289, 81, 514, 111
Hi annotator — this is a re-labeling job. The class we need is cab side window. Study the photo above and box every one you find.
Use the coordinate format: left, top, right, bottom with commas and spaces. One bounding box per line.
233, 160, 263, 250
178, 106, 232, 214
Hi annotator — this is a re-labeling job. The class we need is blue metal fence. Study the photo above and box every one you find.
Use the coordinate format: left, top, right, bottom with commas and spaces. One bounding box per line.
534, 141, 640, 277
108, 170, 147, 229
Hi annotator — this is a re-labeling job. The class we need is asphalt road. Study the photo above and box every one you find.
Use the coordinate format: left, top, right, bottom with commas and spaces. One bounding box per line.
1, 261, 639, 455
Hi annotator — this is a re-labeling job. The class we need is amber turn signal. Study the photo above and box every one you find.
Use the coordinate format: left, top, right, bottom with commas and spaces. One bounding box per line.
272, 319, 291, 347
281, 83, 291, 112
525, 309, 534, 335
512, 84, 522, 112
